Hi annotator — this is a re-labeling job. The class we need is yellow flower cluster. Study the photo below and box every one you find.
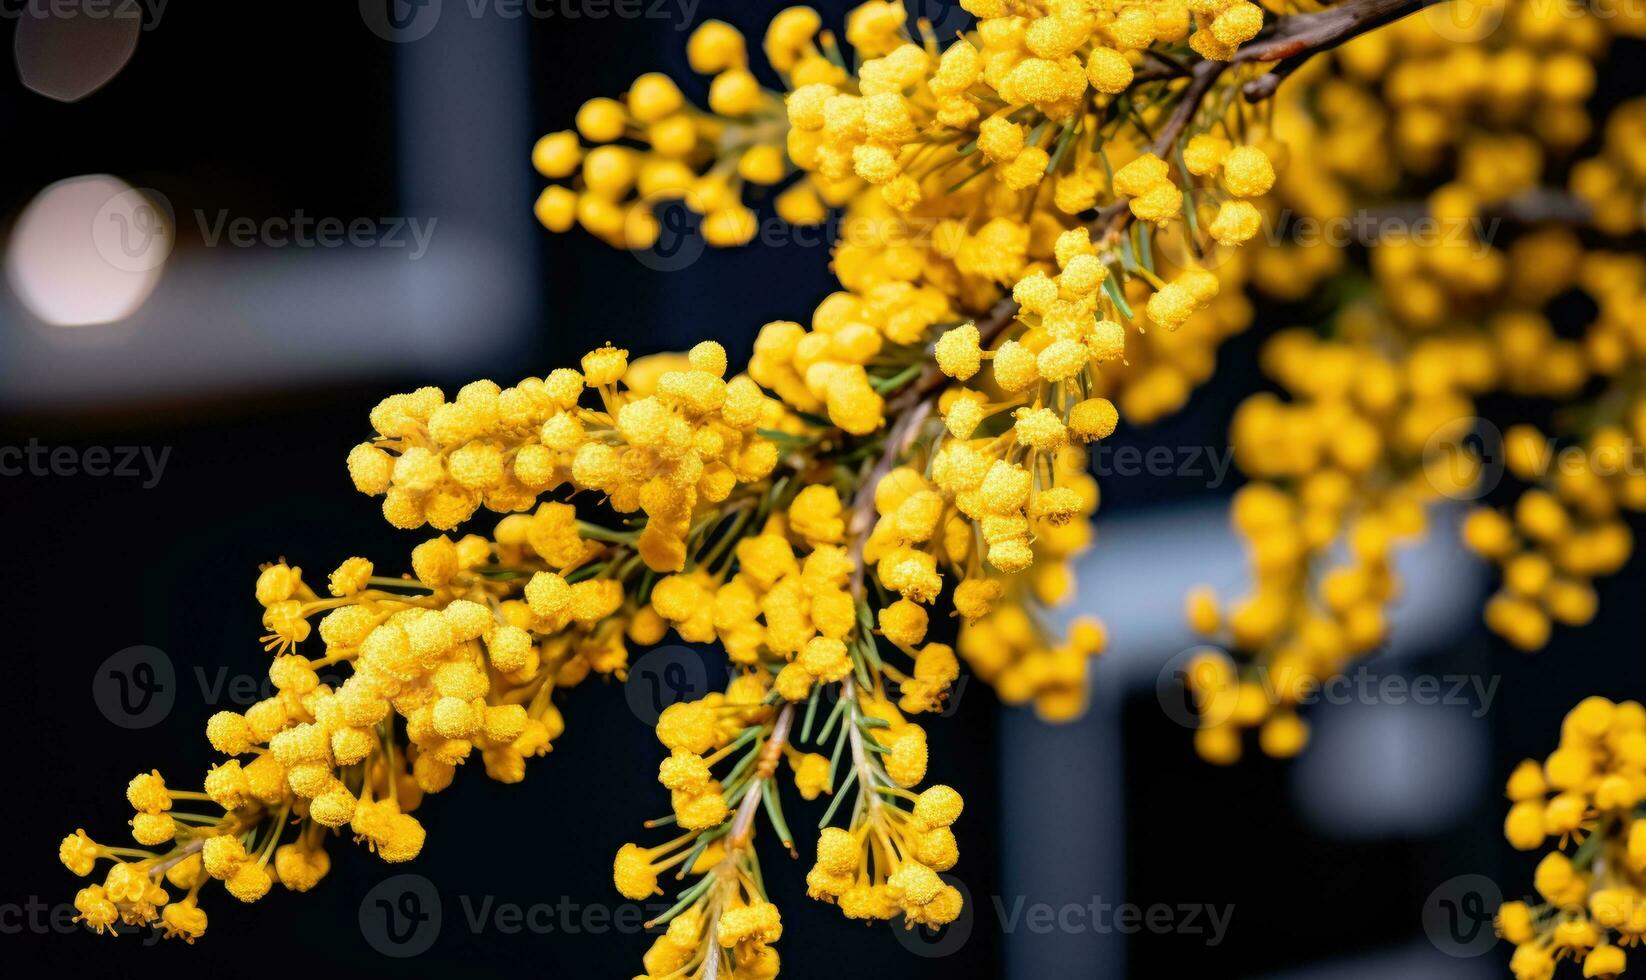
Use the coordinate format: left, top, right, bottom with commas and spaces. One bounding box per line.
1097, 254, 1254, 423
801, 698, 968, 933
1337, 3, 1607, 176
764, 0, 1280, 430
1243, 3, 1637, 306
1573, 96, 1646, 236
960, 603, 1107, 721
1176, 0, 1646, 767
1184, 318, 1491, 762
347, 341, 788, 573
1188, 235, 1646, 760
611, 490, 977, 973
75, 2, 1646, 973
787, 0, 1267, 211
1461, 251, 1646, 650
540, 2, 1285, 450
63, 505, 704, 936
533, 18, 845, 249
1497, 697, 1646, 980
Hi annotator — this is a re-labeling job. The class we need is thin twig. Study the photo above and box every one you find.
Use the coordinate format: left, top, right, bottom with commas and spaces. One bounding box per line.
727, 703, 794, 849
881, 295, 1020, 421
1150, 59, 1228, 158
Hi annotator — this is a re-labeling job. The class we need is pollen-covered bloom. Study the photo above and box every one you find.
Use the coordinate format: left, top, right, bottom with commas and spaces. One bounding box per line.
1494, 698, 1646, 979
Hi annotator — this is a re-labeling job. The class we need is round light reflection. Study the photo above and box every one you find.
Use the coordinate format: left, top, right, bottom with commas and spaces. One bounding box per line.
5, 175, 171, 327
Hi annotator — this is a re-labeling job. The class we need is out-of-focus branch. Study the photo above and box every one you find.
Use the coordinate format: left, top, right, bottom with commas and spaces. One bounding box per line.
1238, 0, 1447, 101
1361, 189, 1596, 228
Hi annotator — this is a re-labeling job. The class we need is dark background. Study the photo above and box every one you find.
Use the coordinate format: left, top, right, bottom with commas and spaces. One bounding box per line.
2, 2, 1644, 977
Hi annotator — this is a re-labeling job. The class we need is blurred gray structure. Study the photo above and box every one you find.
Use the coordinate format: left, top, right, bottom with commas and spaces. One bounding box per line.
1, 14, 536, 406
